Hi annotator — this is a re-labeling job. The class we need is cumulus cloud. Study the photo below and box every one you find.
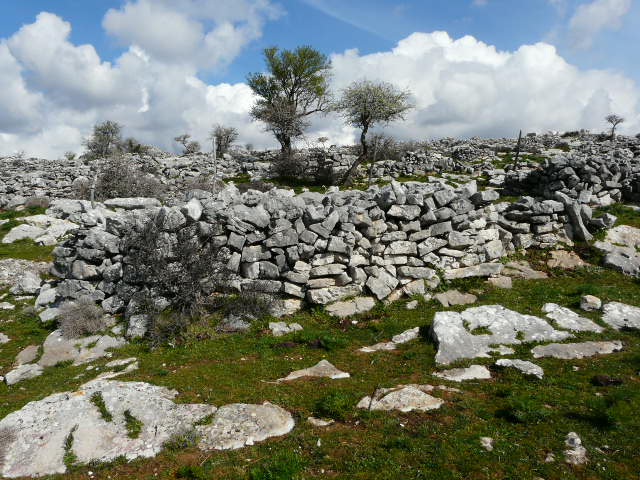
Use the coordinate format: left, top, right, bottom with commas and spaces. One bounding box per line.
568, 0, 631, 49
0, 8, 638, 158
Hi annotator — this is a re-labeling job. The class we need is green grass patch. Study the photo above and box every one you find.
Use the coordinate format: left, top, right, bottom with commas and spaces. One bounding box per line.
594, 203, 640, 229
123, 410, 143, 438
90, 392, 113, 422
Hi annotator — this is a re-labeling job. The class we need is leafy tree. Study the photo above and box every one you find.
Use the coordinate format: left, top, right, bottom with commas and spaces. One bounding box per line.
174, 134, 201, 155
605, 114, 624, 140
84, 120, 123, 159
333, 80, 413, 184
247, 46, 332, 157
210, 125, 239, 155
122, 137, 147, 154
317, 136, 329, 149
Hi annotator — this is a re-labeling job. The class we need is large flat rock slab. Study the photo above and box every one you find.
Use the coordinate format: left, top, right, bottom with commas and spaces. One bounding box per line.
542, 303, 604, 333
531, 341, 623, 360
0, 380, 215, 478
602, 302, 640, 330
38, 330, 126, 367
433, 365, 491, 382
605, 225, 640, 249
276, 359, 350, 382
356, 385, 445, 412
430, 305, 572, 364
197, 402, 294, 450
495, 359, 544, 379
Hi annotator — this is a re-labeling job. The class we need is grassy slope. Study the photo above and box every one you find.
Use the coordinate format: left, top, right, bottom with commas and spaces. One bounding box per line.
0, 248, 638, 479
0, 207, 55, 262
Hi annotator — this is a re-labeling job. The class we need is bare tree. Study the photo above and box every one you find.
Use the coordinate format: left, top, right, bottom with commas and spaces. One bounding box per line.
174, 134, 201, 154
605, 114, 624, 140
84, 121, 123, 160
333, 80, 413, 185
247, 46, 332, 158
210, 125, 239, 155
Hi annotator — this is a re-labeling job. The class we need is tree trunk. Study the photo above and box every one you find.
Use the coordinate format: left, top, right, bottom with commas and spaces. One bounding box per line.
342, 123, 369, 186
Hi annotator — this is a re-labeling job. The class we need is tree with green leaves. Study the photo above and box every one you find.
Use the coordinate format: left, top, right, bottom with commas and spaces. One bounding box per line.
247, 46, 332, 157
83, 120, 123, 159
333, 80, 413, 184
210, 124, 239, 155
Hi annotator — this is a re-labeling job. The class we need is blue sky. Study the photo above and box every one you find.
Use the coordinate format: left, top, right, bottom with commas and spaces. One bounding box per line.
0, 0, 638, 156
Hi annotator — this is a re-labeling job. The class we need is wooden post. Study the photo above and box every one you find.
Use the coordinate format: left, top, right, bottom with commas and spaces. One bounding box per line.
514, 130, 522, 162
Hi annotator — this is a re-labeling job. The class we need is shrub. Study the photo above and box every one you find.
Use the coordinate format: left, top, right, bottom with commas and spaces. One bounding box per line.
176, 465, 207, 480
93, 156, 166, 201
174, 134, 201, 155
223, 291, 282, 320
236, 180, 275, 193
497, 395, 551, 424
58, 297, 107, 339
163, 429, 200, 451
269, 151, 309, 180
586, 387, 638, 429
64, 151, 76, 161
313, 390, 355, 421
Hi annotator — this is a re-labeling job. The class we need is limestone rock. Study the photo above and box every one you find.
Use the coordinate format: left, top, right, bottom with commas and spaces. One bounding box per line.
37, 330, 126, 367
359, 327, 419, 353
601, 301, 640, 330
479, 437, 494, 452
15, 345, 39, 365
487, 276, 512, 289
433, 365, 491, 382
502, 261, 548, 280
431, 305, 572, 364
326, 297, 375, 317
531, 340, 623, 359
605, 225, 640, 249
277, 359, 350, 382
435, 290, 477, 307
495, 359, 544, 379
269, 322, 303, 337
564, 432, 588, 465
307, 417, 334, 427
4, 363, 44, 385
356, 385, 444, 412
0, 380, 215, 477
580, 295, 602, 312
9, 271, 42, 295
444, 263, 503, 280
197, 402, 294, 450
542, 303, 604, 333
547, 250, 588, 270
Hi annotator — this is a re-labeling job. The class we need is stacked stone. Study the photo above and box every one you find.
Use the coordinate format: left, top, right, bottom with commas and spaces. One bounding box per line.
46, 180, 587, 330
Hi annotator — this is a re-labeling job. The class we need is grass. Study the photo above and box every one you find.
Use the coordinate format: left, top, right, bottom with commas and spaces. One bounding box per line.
123, 410, 143, 439
594, 204, 640, 229
90, 392, 113, 422
0, 208, 55, 261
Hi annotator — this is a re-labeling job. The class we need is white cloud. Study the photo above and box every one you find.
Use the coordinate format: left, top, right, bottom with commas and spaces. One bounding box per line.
568, 0, 631, 49
0, 10, 638, 159
103, 0, 282, 69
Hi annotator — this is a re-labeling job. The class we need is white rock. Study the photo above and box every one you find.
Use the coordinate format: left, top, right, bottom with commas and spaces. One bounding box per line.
0, 380, 215, 477
359, 327, 419, 353
0, 302, 15, 310
358, 341, 397, 353
269, 322, 303, 337
580, 295, 602, 312
406, 300, 418, 310
277, 359, 350, 382
564, 432, 588, 465
4, 363, 44, 385
542, 303, 604, 333
479, 437, 494, 452
495, 359, 544, 379
601, 302, 640, 330
38, 330, 127, 367
433, 365, 491, 382
532, 341, 623, 359
326, 297, 376, 317
0, 333, 10, 344
307, 417, 334, 427
9, 271, 42, 295
356, 385, 444, 412
197, 402, 294, 450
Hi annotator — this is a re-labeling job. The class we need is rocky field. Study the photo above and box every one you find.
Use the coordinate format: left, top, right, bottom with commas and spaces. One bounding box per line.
0, 133, 639, 480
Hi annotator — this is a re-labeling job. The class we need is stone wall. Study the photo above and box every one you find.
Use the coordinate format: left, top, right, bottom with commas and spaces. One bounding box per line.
46, 179, 603, 336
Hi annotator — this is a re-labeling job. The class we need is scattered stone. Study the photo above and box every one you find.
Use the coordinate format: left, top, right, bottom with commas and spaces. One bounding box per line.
216, 314, 251, 333
0, 302, 15, 310
591, 375, 623, 386
479, 437, 494, 452
269, 322, 303, 337
15, 345, 39, 365
0, 379, 216, 477
580, 295, 602, 312
0, 333, 9, 344
564, 432, 588, 465
495, 359, 544, 379
356, 385, 445, 412
198, 402, 294, 451
431, 305, 572, 364
547, 250, 588, 270
9, 271, 42, 295
359, 327, 419, 353
307, 417, 334, 427
531, 341, 623, 360
406, 300, 418, 310
94, 360, 140, 380
326, 297, 376, 317
434, 290, 477, 307
270, 299, 302, 318
433, 365, 491, 382
601, 301, 640, 330
358, 341, 397, 353
277, 359, 350, 382
542, 303, 604, 333
105, 357, 137, 368
487, 276, 512, 289
501, 261, 548, 280
4, 363, 44, 385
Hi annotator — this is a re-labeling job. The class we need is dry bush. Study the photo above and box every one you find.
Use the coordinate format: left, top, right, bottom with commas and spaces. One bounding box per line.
58, 297, 107, 338
269, 152, 308, 180
94, 156, 166, 201
181, 175, 226, 194
223, 291, 283, 320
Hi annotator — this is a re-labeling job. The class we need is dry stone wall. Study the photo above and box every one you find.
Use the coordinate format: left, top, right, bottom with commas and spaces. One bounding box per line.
48, 180, 600, 333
